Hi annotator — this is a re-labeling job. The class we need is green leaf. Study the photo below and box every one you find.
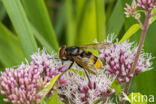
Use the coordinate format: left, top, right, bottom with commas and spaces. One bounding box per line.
150, 8, 156, 24
128, 93, 147, 104
106, 0, 115, 22
0, 1, 6, 21
77, 0, 97, 45
107, 0, 125, 35
46, 90, 64, 104
111, 80, 121, 97
1, 0, 38, 60
118, 24, 141, 44
54, 4, 66, 41
95, 0, 106, 41
65, 0, 76, 46
105, 0, 114, 4
21, 0, 59, 50
0, 23, 24, 67
30, 24, 54, 53
39, 74, 60, 103
76, 0, 88, 26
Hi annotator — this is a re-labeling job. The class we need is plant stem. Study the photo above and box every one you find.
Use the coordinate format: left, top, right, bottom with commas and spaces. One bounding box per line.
121, 11, 150, 104
136, 18, 143, 29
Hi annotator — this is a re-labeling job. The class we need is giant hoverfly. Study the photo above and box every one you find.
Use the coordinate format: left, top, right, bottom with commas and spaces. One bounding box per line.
58, 43, 111, 79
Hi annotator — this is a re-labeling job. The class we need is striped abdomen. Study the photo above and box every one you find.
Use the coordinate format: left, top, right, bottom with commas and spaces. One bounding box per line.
80, 51, 103, 70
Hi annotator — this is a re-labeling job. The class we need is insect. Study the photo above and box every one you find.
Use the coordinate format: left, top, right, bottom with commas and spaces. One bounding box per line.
58, 43, 111, 76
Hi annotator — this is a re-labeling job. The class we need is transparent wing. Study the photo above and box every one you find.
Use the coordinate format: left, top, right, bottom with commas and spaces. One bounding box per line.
79, 42, 112, 49
72, 56, 97, 74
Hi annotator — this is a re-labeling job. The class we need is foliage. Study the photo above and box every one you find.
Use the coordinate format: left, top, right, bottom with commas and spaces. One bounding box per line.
111, 80, 121, 98
0, 0, 156, 104
46, 90, 64, 104
118, 24, 141, 44
39, 74, 61, 104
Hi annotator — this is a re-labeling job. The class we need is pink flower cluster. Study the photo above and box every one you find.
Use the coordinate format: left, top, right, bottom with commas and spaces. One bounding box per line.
58, 70, 114, 104
124, 1, 137, 18
0, 65, 44, 104
0, 50, 67, 104
124, 0, 156, 19
137, 0, 156, 11
99, 41, 152, 83
30, 50, 67, 88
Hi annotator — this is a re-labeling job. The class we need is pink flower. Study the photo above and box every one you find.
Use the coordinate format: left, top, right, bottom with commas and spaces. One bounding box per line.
57, 70, 114, 104
124, 0, 138, 18
99, 41, 152, 83
137, 0, 156, 11
30, 50, 68, 87
0, 65, 44, 104
0, 49, 68, 104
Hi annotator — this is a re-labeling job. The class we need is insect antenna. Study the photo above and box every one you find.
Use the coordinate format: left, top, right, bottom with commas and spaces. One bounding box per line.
47, 57, 59, 60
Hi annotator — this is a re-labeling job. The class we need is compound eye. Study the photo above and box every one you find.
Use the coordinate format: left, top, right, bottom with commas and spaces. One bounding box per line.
58, 48, 61, 56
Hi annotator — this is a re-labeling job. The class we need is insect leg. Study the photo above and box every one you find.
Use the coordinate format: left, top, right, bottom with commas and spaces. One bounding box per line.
83, 69, 91, 83
60, 61, 74, 76
76, 63, 91, 83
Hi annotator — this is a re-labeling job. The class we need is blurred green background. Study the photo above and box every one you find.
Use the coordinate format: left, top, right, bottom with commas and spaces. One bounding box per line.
0, 0, 155, 103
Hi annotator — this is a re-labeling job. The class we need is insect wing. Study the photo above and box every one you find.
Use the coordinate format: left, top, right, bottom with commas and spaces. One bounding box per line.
79, 42, 111, 49
72, 56, 97, 74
